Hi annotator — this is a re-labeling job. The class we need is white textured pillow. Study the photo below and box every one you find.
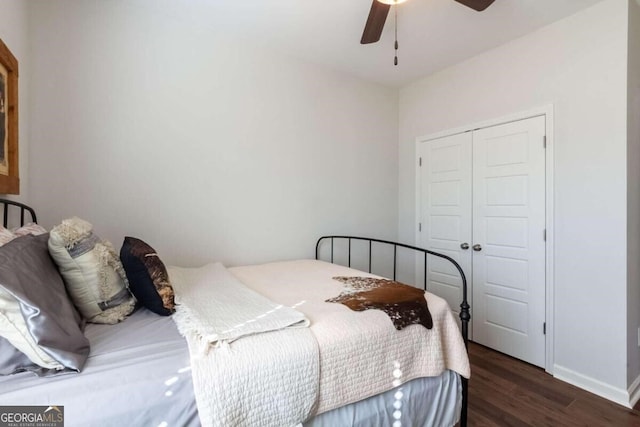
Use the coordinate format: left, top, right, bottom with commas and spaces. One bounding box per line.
48, 217, 136, 324
0, 287, 62, 370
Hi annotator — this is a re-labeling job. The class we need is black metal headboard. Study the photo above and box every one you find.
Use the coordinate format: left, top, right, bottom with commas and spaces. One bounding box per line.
315, 235, 470, 427
0, 198, 38, 227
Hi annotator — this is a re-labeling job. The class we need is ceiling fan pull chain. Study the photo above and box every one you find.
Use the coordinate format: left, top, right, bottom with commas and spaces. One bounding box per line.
394, 5, 398, 66
394, 40, 398, 66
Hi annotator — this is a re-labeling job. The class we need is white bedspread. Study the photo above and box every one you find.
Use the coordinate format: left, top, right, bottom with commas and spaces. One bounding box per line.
169, 263, 319, 427
169, 259, 470, 426
230, 260, 470, 415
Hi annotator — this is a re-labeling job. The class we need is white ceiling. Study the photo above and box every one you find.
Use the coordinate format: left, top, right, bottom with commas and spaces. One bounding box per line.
185, 0, 605, 87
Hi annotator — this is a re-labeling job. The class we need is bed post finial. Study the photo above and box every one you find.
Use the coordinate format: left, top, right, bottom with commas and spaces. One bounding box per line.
459, 301, 470, 347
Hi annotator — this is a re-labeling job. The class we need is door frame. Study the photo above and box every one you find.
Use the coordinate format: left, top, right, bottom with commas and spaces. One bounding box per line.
414, 104, 555, 374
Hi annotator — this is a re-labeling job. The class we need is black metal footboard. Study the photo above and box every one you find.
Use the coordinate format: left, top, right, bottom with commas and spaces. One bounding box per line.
315, 235, 470, 427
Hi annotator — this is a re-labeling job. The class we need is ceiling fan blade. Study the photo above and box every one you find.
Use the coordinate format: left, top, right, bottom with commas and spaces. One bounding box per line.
361, 1, 391, 44
453, 0, 496, 12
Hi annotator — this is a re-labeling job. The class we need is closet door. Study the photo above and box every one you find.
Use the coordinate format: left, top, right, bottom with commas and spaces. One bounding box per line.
418, 132, 472, 321
471, 115, 546, 367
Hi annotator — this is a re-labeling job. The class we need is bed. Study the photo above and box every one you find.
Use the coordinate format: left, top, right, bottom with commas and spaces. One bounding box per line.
0, 199, 470, 427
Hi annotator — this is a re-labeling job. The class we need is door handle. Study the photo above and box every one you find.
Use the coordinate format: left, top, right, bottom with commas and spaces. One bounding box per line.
472, 244, 482, 251
460, 242, 470, 250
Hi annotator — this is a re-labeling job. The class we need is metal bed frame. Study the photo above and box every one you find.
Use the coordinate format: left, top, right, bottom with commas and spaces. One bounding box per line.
0, 198, 37, 227
316, 235, 470, 427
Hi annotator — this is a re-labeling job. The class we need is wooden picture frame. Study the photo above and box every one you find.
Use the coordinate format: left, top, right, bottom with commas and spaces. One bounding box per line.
0, 38, 19, 194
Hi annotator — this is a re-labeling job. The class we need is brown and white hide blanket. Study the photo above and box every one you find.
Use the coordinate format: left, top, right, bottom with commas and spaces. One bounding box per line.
326, 276, 433, 330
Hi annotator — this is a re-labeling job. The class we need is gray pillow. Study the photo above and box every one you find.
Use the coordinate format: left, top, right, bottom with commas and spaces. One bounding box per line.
0, 233, 90, 374
0, 336, 37, 375
0, 336, 77, 377
0, 336, 59, 376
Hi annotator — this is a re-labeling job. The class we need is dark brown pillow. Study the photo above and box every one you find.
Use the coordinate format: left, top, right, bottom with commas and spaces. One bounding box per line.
120, 237, 175, 316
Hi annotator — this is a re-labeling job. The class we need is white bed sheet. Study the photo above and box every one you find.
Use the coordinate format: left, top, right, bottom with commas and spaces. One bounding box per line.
305, 371, 461, 427
0, 308, 199, 427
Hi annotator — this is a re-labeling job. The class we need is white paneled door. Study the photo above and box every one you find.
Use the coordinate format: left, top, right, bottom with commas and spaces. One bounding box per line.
472, 116, 546, 367
418, 115, 546, 368
418, 133, 472, 321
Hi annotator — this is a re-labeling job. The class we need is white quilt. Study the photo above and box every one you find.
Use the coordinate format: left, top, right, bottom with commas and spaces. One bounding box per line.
170, 259, 470, 426
230, 260, 470, 414
169, 263, 320, 427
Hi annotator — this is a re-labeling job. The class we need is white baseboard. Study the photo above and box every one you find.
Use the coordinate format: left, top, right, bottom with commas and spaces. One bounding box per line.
553, 364, 632, 408
628, 374, 640, 408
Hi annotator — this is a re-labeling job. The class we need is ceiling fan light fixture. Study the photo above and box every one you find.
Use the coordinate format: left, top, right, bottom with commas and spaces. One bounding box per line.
377, 0, 408, 5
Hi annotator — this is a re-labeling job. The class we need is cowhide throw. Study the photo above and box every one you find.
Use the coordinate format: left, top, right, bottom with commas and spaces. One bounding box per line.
326, 276, 433, 330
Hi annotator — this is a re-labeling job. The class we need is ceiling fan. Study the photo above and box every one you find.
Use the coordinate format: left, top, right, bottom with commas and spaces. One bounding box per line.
361, 0, 496, 44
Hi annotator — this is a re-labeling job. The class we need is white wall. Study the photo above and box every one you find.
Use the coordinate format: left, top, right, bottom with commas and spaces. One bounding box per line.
399, 0, 630, 396
628, 0, 640, 389
26, 0, 399, 267
22, 0, 640, 402
0, 0, 29, 199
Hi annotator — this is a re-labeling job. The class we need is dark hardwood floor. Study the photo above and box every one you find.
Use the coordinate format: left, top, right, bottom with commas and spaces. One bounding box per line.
465, 342, 640, 426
